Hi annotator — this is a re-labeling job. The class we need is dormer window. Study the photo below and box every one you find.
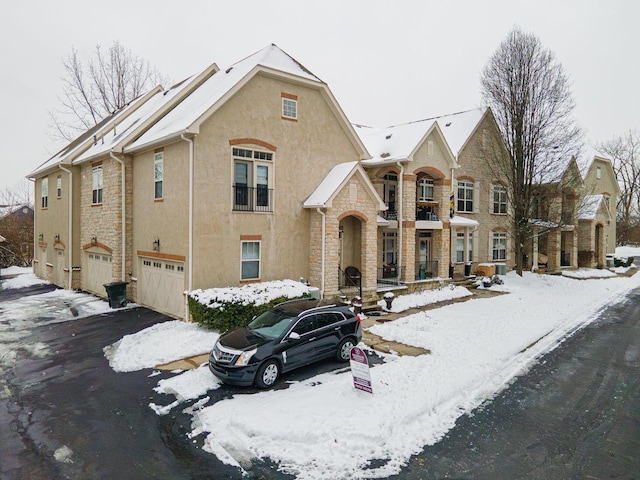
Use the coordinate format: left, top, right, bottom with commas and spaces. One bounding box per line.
281, 93, 297, 121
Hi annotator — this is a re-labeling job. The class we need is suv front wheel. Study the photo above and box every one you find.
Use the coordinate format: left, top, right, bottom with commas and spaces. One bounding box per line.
336, 337, 356, 362
255, 359, 280, 389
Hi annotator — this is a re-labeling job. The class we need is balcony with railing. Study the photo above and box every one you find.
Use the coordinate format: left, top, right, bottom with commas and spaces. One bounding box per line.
233, 185, 273, 212
377, 264, 403, 287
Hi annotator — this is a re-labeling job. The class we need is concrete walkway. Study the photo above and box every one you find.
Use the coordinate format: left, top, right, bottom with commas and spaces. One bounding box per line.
156, 287, 506, 370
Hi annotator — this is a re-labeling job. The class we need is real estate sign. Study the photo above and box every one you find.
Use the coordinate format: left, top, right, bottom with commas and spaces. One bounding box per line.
349, 346, 372, 394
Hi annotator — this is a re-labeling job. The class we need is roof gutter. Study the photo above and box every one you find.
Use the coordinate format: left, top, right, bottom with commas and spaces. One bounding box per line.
58, 164, 73, 289
109, 152, 126, 282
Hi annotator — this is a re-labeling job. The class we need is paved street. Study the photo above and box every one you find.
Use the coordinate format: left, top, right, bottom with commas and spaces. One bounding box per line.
394, 284, 640, 479
2, 279, 640, 479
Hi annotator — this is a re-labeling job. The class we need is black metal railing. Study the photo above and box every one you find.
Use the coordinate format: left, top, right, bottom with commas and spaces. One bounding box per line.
416, 207, 439, 221
381, 208, 397, 221
233, 185, 273, 212
415, 261, 438, 280
377, 265, 403, 286
338, 266, 362, 298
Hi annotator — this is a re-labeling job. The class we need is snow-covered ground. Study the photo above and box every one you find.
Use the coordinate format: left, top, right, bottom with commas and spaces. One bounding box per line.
2, 249, 639, 479
101, 248, 640, 480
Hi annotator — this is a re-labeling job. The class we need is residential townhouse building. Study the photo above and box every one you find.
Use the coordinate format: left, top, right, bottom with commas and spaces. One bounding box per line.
29, 45, 618, 320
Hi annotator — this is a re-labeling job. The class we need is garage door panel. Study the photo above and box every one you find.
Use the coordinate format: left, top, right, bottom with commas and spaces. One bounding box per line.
86, 253, 112, 297
139, 259, 185, 318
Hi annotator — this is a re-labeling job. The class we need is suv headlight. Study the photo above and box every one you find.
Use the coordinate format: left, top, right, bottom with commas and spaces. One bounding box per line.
235, 348, 257, 366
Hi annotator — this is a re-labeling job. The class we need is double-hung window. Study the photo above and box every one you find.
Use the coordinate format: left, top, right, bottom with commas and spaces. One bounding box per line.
233, 147, 273, 212
56, 176, 62, 198
41, 177, 48, 208
154, 152, 163, 200
456, 232, 473, 263
493, 184, 507, 214
92, 165, 103, 204
417, 177, 434, 202
457, 181, 474, 213
282, 93, 298, 121
241, 240, 260, 280
492, 232, 507, 260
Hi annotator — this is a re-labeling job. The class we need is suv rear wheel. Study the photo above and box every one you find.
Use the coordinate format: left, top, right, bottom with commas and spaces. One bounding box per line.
255, 360, 280, 389
336, 337, 356, 362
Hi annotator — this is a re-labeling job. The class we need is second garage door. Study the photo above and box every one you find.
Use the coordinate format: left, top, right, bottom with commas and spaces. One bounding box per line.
138, 258, 185, 319
85, 252, 113, 297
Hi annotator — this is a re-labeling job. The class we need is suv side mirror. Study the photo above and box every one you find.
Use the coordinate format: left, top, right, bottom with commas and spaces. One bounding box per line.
288, 332, 301, 341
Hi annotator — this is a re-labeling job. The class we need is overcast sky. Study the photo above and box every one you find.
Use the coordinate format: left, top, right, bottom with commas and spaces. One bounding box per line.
1, 0, 638, 196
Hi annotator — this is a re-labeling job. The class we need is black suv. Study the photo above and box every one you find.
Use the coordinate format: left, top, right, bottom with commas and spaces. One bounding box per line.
209, 298, 362, 388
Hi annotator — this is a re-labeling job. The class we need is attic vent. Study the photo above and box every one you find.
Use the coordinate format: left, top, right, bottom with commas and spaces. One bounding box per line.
381, 153, 390, 158
445, 122, 452, 127
226, 67, 233, 74
385, 134, 392, 139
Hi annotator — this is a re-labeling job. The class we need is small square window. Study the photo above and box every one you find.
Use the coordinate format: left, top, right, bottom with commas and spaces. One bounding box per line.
282, 95, 297, 120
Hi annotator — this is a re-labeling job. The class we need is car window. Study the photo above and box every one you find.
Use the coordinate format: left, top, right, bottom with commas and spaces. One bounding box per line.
248, 308, 297, 340
316, 312, 343, 329
292, 316, 317, 336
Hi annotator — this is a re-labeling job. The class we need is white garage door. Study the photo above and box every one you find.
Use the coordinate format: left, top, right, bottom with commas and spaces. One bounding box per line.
85, 252, 113, 297
139, 258, 185, 318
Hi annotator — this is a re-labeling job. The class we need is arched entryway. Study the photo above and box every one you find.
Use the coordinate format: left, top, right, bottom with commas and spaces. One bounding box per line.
338, 214, 363, 293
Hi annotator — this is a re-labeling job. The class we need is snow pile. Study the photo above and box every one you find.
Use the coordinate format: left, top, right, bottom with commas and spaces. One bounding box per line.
189, 279, 311, 309
1, 271, 49, 289
150, 364, 220, 415
104, 321, 219, 372
562, 268, 617, 279
377, 285, 472, 312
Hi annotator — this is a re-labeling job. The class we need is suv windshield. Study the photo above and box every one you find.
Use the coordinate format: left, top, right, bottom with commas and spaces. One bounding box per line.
247, 308, 297, 340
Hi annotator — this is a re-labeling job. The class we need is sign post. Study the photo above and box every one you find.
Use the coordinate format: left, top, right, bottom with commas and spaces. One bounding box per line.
349, 346, 373, 394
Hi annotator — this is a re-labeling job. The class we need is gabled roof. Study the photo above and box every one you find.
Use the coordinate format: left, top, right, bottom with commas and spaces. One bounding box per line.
125, 44, 367, 157
0, 203, 33, 220
303, 161, 385, 210
355, 108, 489, 168
28, 87, 164, 177
578, 194, 611, 221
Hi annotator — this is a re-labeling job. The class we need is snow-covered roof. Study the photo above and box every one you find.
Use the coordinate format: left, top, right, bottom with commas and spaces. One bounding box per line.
73, 81, 192, 164
356, 108, 486, 167
578, 194, 605, 220
449, 215, 479, 227
127, 44, 323, 153
303, 161, 359, 208
432, 108, 487, 156
356, 120, 437, 164
0, 203, 32, 220
577, 145, 613, 179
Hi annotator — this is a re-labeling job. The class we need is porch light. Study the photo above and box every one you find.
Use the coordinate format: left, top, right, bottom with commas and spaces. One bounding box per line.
54, 234, 60, 243
153, 238, 160, 252
38, 233, 44, 242
91, 236, 97, 246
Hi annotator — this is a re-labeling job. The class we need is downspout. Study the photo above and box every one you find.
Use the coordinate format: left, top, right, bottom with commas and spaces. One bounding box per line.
181, 134, 194, 320
316, 208, 326, 296
109, 152, 126, 282
450, 166, 456, 273
58, 164, 73, 289
396, 162, 404, 281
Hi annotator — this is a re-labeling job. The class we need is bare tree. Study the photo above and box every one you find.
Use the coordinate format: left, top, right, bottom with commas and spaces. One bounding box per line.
0, 180, 34, 268
48, 41, 169, 143
598, 129, 640, 245
480, 27, 582, 275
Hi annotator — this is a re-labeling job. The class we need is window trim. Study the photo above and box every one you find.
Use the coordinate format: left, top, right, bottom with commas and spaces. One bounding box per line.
232, 147, 274, 213
492, 231, 507, 261
56, 175, 62, 199
457, 180, 474, 213
92, 164, 103, 205
281, 93, 298, 121
240, 239, 261, 280
154, 151, 164, 200
41, 177, 49, 209
492, 184, 507, 215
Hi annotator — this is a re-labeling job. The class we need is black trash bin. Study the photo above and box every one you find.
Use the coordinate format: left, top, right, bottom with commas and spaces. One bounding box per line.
464, 263, 472, 276
104, 281, 129, 308
449, 264, 454, 279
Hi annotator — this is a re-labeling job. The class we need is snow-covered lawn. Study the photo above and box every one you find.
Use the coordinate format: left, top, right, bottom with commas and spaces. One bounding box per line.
99, 248, 640, 480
